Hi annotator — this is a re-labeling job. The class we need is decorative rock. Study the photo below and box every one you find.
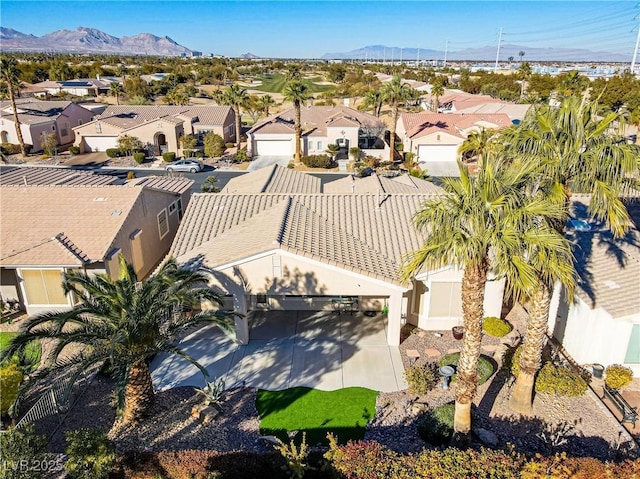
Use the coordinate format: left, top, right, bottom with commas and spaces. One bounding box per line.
201, 406, 220, 424
191, 403, 207, 418
447, 348, 460, 354
260, 435, 281, 446
475, 428, 499, 447
411, 403, 429, 415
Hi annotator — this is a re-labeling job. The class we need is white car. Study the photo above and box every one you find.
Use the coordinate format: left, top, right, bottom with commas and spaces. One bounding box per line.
165, 159, 204, 173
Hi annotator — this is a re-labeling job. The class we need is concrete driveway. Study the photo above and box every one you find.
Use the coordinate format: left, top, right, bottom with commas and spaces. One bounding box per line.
151, 310, 407, 392
247, 155, 291, 171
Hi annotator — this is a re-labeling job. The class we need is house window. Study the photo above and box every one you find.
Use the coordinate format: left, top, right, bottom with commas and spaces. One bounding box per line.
78, 119, 84, 126
60, 123, 68, 137
168, 202, 176, 215
176, 198, 183, 220
157, 209, 169, 239
428, 281, 463, 318
256, 294, 267, 304
317, 141, 322, 150
624, 324, 640, 364
21, 269, 67, 305
51, 125, 56, 132
95, 123, 102, 133
308, 140, 314, 151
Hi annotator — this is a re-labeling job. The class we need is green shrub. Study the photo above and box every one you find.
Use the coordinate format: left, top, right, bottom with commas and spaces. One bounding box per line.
194, 150, 204, 158
414, 447, 523, 479
509, 345, 522, 378
162, 152, 176, 162
155, 450, 218, 479
225, 142, 235, 149
301, 154, 334, 168
604, 364, 633, 390
0, 362, 23, 416
235, 148, 249, 162
0, 425, 49, 479
438, 352, 496, 385
483, 316, 512, 337
64, 429, 116, 479
417, 402, 455, 446
133, 152, 145, 164
204, 133, 225, 158
105, 148, 120, 158
274, 432, 309, 479
535, 362, 588, 397
404, 363, 438, 396
68, 145, 81, 155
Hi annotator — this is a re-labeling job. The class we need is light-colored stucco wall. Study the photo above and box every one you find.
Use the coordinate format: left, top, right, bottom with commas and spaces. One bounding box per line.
552, 294, 640, 376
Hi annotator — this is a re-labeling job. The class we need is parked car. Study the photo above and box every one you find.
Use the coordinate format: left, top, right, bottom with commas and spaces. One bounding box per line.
165, 159, 204, 173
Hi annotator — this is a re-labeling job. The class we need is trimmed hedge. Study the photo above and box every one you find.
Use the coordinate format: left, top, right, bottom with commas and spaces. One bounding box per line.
133, 152, 145, 164
483, 316, 512, 337
535, 362, 588, 397
162, 152, 176, 162
105, 148, 120, 158
68, 145, 81, 155
301, 154, 334, 169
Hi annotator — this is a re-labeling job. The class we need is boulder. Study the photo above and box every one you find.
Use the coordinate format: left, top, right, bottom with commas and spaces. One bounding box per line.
475, 427, 499, 447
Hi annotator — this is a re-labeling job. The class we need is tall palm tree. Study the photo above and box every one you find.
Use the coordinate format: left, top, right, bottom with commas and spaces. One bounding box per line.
430, 79, 445, 113
0, 56, 27, 156
363, 89, 383, 117
457, 128, 497, 167
220, 84, 248, 149
519, 62, 532, 100
381, 75, 414, 163
0, 256, 235, 424
259, 94, 276, 117
504, 96, 640, 412
109, 81, 124, 105
282, 79, 311, 164
402, 155, 568, 438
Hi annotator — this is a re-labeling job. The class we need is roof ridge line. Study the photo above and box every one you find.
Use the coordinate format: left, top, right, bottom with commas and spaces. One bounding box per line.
276, 196, 293, 246
261, 164, 278, 193
54, 232, 92, 264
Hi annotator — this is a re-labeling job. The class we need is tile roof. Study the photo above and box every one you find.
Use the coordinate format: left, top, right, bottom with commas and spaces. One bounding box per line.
400, 112, 512, 140
437, 91, 505, 110
0, 98, 74, 125
0, 167, 122, 187
324, 173, 444, 195
570, 199, 640, 318
455, 102, 532, 120
127, 176, 193, 195
171, 193, 431, 285
91, 105, 233, 132
221, 165, 322, 194
249, 106, 383, 137
0, 185, 144, 266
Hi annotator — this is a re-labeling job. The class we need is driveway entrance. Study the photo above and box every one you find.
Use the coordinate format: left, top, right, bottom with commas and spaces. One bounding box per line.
151, 310, 407, 392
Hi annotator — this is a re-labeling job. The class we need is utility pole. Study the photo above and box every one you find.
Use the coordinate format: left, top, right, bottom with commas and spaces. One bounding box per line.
417, 47, 420, 64
495, 28, 503, 70
444, 40, 449, 67
632, 16, 640, 73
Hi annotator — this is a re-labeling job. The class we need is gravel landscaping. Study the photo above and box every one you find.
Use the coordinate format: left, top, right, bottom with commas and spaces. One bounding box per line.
31, 304, 637, 461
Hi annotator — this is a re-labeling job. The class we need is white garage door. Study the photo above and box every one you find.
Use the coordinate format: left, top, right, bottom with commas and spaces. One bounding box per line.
417, 145, 460, 177
254, 140, 291, 156
83, 136, 118, 152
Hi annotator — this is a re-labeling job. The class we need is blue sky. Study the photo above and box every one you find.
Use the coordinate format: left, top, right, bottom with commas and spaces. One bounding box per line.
1, 1, 638, 58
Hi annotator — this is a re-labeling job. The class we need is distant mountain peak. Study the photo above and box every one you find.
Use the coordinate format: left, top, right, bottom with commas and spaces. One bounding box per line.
240, 52, 259, 59
0, 26, 193, 56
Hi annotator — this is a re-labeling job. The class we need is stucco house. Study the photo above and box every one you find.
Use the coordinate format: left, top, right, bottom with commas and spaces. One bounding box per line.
0, 168, 193, 315
72, 105, 235, 155
0, 99, 94, 152
247, 105, 388, 160
32, 76, 119, 97
169, 168, 505, 347
549, 198, 640, 375
396, 112, 513, 177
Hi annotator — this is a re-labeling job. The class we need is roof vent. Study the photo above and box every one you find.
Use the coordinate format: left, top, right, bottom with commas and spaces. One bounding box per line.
112, 210, 122, 216
93, 197, 108, 202
603, 280, 620, 290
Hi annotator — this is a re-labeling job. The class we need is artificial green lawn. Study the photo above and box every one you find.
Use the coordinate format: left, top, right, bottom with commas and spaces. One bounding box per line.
254, 73, 335, 94
256, 387, 378, 445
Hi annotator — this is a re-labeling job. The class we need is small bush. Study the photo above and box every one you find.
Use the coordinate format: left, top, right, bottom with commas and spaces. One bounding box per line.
162, 152, 176, 162
133, 152, 145, 164
68, 145, 81, 155
404, 363, 438, 396
105, 148, 120, 158
417, 402, 455, 446
225, 142, 235, 149
127, 171, 136, 180
204, 132, 225, 158
235, 148, 249, 162
483, 316, 512, 337
0, 143, 32, 155
287, 161, 295, 169
301, 154, 334, 168
535, 362, 588, 397
604, 364, 633, 390
155, 450, 216, 479
509, 346, 522, 377
64, 429, 116, 479
414, 447, 523, 479
0, 361, 23, 416
194, 150, 204, 158
0, 425, 49, 479
274, 432, 309, 479
438, 352, 496, 385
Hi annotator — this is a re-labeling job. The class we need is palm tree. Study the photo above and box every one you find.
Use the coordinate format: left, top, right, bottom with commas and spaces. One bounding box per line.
259, 94, 276, 117
457, 128, 497, 167
430, 79, 445, 113
381, 75, 414, 163
0, 256, 235, 424
219, 84, 248, 149
402, 155, 568, 438
504, 96, 640, 412
363, 89, 383, 117
519, 62, 532, 99
0, 56, 27, 156
109, 81, 124, 105
518, 50, 525, 62
282, 79, 311, 164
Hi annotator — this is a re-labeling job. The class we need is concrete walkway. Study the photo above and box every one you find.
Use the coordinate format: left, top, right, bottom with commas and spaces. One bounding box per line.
151, 310, 407, 393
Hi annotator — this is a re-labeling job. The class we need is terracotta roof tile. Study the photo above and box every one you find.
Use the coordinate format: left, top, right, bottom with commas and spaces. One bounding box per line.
221, 165, 321, 194
401, 112, 512, 140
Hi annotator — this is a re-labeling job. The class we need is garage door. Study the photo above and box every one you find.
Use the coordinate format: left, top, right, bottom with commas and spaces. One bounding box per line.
417, 145, 460, 177
254, 140, 291, 156
83, 136, 118, 152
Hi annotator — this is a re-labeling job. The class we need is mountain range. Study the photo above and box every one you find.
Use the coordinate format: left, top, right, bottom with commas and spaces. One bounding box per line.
322, 44, 631, 63
0, 27, 193, 56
